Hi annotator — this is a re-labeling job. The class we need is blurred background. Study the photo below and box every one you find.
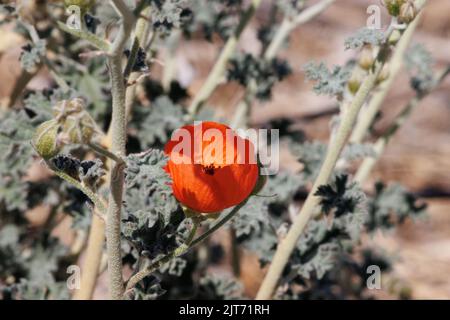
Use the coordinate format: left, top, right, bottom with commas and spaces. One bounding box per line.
0, 0, 449, 299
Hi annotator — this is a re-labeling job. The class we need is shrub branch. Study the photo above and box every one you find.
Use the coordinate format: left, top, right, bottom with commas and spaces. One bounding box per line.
104, 0, 135, 300
350, 9, 424, 144
255, 12, 421, 299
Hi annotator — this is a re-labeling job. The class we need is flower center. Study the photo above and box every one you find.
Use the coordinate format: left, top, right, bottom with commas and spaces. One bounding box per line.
202, 164, 220, 175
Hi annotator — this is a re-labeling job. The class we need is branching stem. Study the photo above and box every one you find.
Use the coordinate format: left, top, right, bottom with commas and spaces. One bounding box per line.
57, 21, 111, 52
255, 16, 410, 300
350, 10, 423, 144
88, 142, 125, 165
51, 169, 107, 215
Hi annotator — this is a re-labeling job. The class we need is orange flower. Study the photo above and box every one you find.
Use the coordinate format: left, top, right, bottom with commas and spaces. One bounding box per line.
164, 121, 259, 213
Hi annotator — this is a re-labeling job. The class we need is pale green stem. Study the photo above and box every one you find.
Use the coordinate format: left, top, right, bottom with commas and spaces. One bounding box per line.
74, 2, 147, 299
105, 54, 127, 300
106, 5, 152, 144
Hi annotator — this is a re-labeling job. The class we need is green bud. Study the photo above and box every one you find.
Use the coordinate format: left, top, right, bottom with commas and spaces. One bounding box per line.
53, 98, 99, 145
376, 64, 390, 85
32, 120, 61, 159
63, 117, 96, 144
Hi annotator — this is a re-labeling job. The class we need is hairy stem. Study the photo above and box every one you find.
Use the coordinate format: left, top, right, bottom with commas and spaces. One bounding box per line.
104, 0, 135, 300
78, 1, 142, 299
187, 0, 262, 117
123, 5, 151, 80
105, 5, 152, 146
105, 55, 127, 300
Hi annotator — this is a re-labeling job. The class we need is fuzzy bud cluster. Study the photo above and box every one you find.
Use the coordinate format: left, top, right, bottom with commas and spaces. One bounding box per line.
53, 98, 98, 145
33, 98, 99, 159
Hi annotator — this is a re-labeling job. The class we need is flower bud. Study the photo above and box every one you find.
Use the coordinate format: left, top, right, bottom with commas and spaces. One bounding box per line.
358, 46, 375, 70
398, 1, 416, 24
63, 117, 96, 144
52, 98, 84, 120
32, 119, 61, 159
347, 69, 365, 95
53, 98, 99, 145
376, 64, 390, 84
